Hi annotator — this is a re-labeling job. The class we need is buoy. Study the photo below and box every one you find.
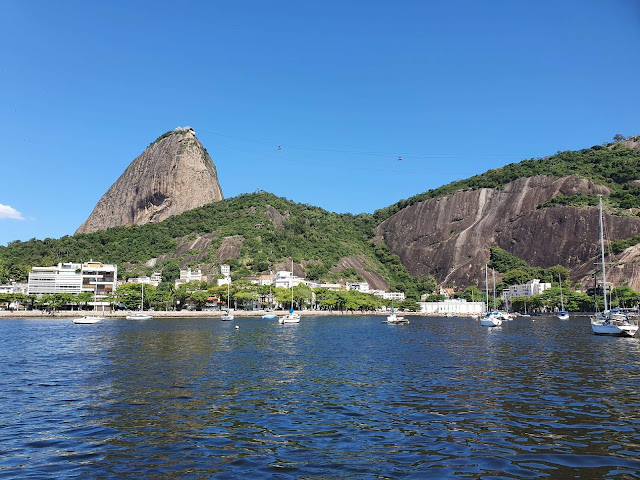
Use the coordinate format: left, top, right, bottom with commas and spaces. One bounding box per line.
235, 325, 239, 329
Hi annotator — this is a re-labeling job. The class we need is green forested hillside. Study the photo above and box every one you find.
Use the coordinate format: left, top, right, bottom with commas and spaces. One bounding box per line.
374, 142, 640, 222
0, 193, 430, 298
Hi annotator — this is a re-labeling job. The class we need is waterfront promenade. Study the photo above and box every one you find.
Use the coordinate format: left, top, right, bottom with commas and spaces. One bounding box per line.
0, 309, 390, 319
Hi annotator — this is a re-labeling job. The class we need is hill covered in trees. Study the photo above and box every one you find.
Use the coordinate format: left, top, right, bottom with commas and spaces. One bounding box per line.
0, 192, 433, 299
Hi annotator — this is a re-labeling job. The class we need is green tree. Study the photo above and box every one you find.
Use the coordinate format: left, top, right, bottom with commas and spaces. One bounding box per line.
162, 260, 180, 283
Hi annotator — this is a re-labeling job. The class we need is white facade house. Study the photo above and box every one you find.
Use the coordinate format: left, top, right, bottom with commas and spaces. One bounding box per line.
503, 279, 551, 301
0, 283, 28, 295
419, 299, 485, 316
381, 291, 405, 301
28, 261, 118, 301
127, 272, 162, 286
175, 268, 206, 287
346, 282, 370, 293
306, 281, 344, 291
274, 270, 305, 289
220, 264, 231, 277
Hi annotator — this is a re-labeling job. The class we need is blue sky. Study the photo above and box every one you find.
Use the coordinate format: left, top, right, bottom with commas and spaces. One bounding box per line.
1, 0, 639, 246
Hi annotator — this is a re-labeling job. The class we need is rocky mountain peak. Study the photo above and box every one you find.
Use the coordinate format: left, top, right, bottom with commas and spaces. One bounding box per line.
76, 127, 224, 234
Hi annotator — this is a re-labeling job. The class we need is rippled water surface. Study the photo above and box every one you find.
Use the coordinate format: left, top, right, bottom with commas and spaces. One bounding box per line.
1, 315, 640, 478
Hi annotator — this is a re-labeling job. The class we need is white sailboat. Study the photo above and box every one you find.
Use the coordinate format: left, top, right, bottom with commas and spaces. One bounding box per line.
590, 197, 638, 336
126, 282, 153, 320
557, 274, 569, 320
280, 261, 300, 324
481, 265, 502, 327
386, 299, 409, 324
221, 280, 234, 321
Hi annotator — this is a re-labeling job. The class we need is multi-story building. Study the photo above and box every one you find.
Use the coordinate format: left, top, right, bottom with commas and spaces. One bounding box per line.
127, 272, 162, 287
274, 270, 305, 289
503, 279, 551, 301
419, 299, 485, 316
175, 268, 206, 287
27, 260, 117, 301
346, 282, 370, 293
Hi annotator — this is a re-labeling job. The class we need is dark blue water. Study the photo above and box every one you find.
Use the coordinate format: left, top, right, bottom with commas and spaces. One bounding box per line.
1, 315, 639, 479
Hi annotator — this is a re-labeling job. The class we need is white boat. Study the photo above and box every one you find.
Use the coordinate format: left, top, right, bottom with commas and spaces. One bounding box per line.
126, 283, 153, 320
221, 281, 234, 321
73, 315, 103, 324
481, 311, 502, 327
557, 274, 569, 320
262, 313, 278, 320
386, 311, 409, 324
279, 261, 300, 324
590, 197, 638, 337
279, 311, 300, 324
126, 313, 153, 320
75, 289, 106, 324
480, 265, 502, 327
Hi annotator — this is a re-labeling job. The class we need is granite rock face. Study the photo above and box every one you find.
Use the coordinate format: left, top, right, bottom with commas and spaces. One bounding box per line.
376, 175, 640, 289
77, 128, 223, 233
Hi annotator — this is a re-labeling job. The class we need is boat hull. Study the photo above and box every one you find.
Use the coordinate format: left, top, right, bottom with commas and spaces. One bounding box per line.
279, 314, 300, 324
73, 316, 104, 324
126, 314, 153, 320
591, 321, 638, 337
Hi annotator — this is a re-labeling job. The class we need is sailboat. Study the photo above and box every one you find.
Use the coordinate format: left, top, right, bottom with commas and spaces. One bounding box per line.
480, 265, 502, 327
590, 197, 638, 336
126, 282, 153, 320
386, 299, 409, 324
280, 261, 300, 324
221, 280, 234, 321
557, 275, 569, 320
74, 284, 106, 324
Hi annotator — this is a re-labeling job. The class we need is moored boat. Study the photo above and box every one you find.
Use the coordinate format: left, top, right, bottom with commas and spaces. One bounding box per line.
590, 197, 638, 337
73, 315, 104, 324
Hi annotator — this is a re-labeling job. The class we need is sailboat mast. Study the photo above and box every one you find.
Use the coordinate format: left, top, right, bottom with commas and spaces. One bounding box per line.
485, 264, 489, 312
492, 268, 497, 311
559, 274, 563, 310
599, 197, 608, 312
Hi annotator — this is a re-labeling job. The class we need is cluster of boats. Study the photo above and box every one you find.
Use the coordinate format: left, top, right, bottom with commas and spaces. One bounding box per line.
478, 198, 639, 337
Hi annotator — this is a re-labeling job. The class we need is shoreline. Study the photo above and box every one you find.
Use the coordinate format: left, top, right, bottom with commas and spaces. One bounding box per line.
0, 309, 397, 319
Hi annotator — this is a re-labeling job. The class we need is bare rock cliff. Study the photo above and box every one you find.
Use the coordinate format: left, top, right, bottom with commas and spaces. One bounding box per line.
76, 128, 223, 234
376, 175, 640, 288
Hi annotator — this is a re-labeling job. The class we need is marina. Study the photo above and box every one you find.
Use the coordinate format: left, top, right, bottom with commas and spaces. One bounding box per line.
1, 314, 639, 478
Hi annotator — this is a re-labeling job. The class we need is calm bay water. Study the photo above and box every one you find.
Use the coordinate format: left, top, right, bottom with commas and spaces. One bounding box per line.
1, 315, 639, 479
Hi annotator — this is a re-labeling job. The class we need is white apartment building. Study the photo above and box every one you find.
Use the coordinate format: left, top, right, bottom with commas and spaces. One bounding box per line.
28, 261, 117, 301
346, 282, 370, 293
419, 299, 485, 316
175, 268, 206, 287
503, 279, 551, 301
220, 264, 231, 277
274, 270, 305, 289
381, 291, 405, 301
127, 272, 162, 287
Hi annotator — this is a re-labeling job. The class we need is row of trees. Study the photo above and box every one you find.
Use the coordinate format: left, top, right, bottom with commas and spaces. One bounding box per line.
0, 281, 422, 314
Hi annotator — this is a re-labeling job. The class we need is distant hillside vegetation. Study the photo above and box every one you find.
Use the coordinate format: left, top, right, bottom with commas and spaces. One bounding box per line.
374, 141, 640, 222
0, 193, 432, 298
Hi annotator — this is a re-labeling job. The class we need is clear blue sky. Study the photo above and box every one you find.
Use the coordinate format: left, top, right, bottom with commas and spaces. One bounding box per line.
1, 0, 639, 246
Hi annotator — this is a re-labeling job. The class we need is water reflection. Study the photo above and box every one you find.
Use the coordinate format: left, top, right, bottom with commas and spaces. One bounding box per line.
1, 315, 639, 478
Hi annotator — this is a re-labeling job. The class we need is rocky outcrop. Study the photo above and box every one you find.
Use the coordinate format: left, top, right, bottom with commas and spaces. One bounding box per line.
76, 127, 223, 233
331, 255, 390, 291
376, 175, 640, 288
